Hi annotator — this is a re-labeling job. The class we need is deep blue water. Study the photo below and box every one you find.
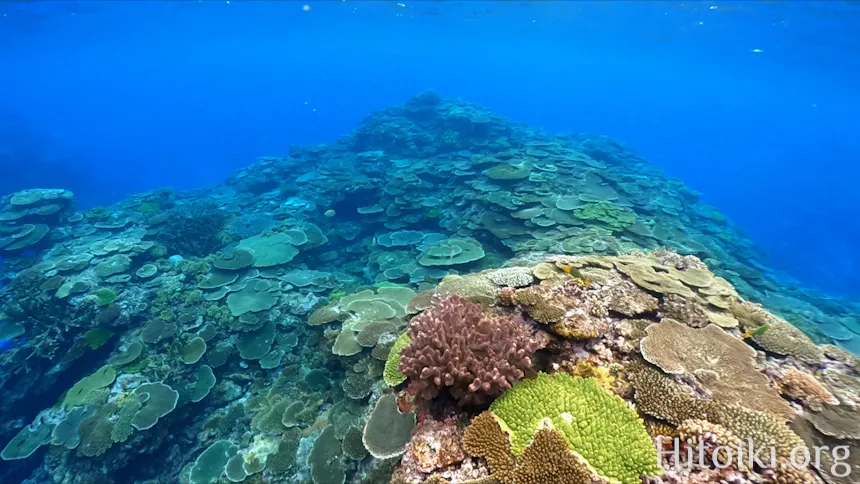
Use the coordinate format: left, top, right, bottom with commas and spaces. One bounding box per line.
1, 0, 859, 297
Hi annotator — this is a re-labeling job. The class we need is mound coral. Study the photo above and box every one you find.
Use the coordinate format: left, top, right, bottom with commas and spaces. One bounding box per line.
399, 295, 544, 406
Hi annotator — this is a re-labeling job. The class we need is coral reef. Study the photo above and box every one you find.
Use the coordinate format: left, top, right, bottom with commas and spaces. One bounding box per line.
0, 93, 857, 484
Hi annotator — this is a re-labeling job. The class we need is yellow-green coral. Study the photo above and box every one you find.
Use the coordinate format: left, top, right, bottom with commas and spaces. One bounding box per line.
489, 373, 661, 484
383, 332, 411, 387
464, 412, 594, 484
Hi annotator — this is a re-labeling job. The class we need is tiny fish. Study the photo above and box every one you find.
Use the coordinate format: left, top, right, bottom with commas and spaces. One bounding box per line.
744, 325, 769, 339
561, 265, 590, 286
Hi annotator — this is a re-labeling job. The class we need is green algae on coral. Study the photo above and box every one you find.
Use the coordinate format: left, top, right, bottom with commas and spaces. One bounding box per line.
238, 232, 299, 267
108, 341, 144, 366
1, 418, 53, 460
83, 327, 115, 349
310, 426, 346, 484
237, 321, 276, 360
190, 365, 216, 403
0, 92, 858, 484
181, 336, 208, 364
418, 238, 485, 266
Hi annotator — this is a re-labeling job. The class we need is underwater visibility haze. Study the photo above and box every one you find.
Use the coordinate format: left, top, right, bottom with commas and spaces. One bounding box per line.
1, 1, 859, 484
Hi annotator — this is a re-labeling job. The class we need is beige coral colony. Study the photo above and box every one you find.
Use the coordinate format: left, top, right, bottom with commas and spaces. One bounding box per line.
0, 92, 858, 484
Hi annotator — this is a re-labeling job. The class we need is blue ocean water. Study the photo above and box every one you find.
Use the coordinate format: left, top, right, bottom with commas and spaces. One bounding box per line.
2, 1, 858, 297
2, 3, 860, 483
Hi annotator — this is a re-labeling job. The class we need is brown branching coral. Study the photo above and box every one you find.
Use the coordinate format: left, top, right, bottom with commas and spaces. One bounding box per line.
762, 458, 819, 484
513, 287, 565, 324
626, 360, 805, 460
660, 293, 709, 328
676, 419, 744, 470
463, 412, 595, 484
399, 295, 545, 406
508, 428, 594, 484
463, 411, 516, 479
625, 361, 716, 426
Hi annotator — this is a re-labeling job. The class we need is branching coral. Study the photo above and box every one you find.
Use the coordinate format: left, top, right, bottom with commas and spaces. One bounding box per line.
399, 294, 544, 406
156, 199, 228, 257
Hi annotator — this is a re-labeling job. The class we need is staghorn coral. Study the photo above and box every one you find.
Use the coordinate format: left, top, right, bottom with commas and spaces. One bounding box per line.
399, 295, 544, 406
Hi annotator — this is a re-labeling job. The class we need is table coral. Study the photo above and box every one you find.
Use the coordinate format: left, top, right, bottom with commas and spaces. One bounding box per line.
639, 319, 794, 419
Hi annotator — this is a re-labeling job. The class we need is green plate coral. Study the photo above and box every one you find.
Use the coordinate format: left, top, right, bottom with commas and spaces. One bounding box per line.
490, 372, 661, 484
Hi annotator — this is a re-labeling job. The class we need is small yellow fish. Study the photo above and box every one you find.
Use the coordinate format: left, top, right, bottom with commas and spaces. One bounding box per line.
743, 325, 769, 339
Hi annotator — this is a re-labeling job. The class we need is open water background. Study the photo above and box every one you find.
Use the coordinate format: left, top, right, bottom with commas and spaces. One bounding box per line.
1, 0, 858, 297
